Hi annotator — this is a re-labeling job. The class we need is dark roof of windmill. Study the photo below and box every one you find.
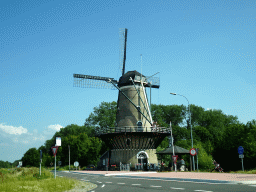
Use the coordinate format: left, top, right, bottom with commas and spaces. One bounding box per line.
118, 70, 146, 87
155, 146, 190, 155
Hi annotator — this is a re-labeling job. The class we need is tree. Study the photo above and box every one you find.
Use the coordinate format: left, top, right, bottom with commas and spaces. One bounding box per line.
85, 101, 117, 128
0, 160, 12, 168
215, 123, 246, 171
21, 148, 40, 167
151, 104, 186, 127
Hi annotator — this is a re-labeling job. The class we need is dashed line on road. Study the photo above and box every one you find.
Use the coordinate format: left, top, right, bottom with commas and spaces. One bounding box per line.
105, 182, 112, 183
170, 187, 185, 190
150, 185, 162, 187
117, 183, 125, 184
194, 190, 213, 192
132, 184, 141, 186
102, 184, 105, 188
249, 185, 256, 187
97, 181, 102, 183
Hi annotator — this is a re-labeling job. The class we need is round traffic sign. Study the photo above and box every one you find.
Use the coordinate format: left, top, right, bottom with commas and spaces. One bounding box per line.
190, 148, 197, 156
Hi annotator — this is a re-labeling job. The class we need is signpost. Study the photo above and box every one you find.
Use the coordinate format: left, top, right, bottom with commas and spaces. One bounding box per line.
19, 161, 22, 167
196, 148, 199, 172
190, 148, 196, 171
238, 146, 244, 171
51, 146, 59, 179
172, 155, 178, 164
170, 121, 176, 172
74, 161, 79, 170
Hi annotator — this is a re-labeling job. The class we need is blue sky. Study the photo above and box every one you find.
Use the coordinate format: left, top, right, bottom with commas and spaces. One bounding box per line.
0, 0, 255, 163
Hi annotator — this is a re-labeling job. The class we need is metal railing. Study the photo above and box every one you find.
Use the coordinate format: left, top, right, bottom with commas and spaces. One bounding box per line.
95, 126, 171, 135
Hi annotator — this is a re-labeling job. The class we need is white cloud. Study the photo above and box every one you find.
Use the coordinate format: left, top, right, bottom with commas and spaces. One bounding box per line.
0, 123, 28, 135
47, 124, 63, 131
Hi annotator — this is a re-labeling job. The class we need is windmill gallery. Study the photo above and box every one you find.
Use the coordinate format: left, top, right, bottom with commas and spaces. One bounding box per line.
73, 29, 171, 171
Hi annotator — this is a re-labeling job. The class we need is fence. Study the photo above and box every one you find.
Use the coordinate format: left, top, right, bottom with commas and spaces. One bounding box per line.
95, 126, 171, 135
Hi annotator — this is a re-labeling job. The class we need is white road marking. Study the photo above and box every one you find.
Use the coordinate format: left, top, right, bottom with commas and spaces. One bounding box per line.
97, 181, 102, 183
194, 190, 213, 192
170, 187, 185, 190
193, 182, 208, 184
150, 185, 162, 187
102, 184, 105, 188
163, 179, 178, 181
132, 184, 141, 186
105, 182, 112, 183
148, 179, 162, 180
117, 183, 125, 184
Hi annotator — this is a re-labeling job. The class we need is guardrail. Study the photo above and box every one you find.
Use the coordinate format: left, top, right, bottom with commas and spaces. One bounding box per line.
95, 126, 171, 135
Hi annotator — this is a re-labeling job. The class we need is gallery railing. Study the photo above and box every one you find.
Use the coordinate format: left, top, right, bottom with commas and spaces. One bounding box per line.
95, 126, 171, 135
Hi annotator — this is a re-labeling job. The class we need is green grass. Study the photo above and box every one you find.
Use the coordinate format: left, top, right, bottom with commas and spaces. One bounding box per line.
0, 167, 96, 192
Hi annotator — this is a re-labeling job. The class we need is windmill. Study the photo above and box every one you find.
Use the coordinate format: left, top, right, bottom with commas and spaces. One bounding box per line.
73, 28, 170, 171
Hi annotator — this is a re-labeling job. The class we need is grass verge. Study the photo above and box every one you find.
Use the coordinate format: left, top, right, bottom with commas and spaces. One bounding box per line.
0, 167, 97, 192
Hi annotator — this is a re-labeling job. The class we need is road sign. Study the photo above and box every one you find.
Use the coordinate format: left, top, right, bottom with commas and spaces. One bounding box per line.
74, 161, 79, 167
58, 161, 62, 166
190, 148, 197, 156
172, 155, 178, 163
239, 154, 244, 158
56, 137, 61, 146
50, 162, 53, 166
238, 146, 244, 154
51, 146, 58, 157
19, 161, 22, 166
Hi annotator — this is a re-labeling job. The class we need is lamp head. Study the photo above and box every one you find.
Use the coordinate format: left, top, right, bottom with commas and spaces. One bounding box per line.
170, 93, 176, 95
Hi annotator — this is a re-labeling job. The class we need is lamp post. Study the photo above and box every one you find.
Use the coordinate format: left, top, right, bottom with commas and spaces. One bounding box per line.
170, 93, 195, 171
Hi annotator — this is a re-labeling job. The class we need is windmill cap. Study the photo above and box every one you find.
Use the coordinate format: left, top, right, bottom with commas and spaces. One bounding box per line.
118, 70, 147, 87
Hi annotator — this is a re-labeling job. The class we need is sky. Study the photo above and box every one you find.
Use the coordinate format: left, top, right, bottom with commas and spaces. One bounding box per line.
0, 0, 255, 163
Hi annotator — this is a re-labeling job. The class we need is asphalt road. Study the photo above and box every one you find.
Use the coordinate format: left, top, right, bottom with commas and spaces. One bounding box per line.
55, 171, 256, 192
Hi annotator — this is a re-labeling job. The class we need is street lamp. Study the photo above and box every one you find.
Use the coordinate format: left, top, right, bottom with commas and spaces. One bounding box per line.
170, 93, 195, 171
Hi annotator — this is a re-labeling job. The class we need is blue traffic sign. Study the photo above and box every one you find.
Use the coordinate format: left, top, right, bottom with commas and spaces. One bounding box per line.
238, 146, 244, 154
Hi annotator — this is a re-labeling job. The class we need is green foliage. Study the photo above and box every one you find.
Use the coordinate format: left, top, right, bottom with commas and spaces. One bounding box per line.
0, 160, 12, 168
193, 142, 215, 170
21, 148, 40, 167
151, 104, 186, 127
85, 101, 117, 128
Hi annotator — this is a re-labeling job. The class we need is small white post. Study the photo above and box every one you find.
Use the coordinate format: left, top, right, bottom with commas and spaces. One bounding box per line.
40, 160, 42, 176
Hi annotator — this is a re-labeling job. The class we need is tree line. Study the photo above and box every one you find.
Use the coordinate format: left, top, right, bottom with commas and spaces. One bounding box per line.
2, 101, 255, 171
